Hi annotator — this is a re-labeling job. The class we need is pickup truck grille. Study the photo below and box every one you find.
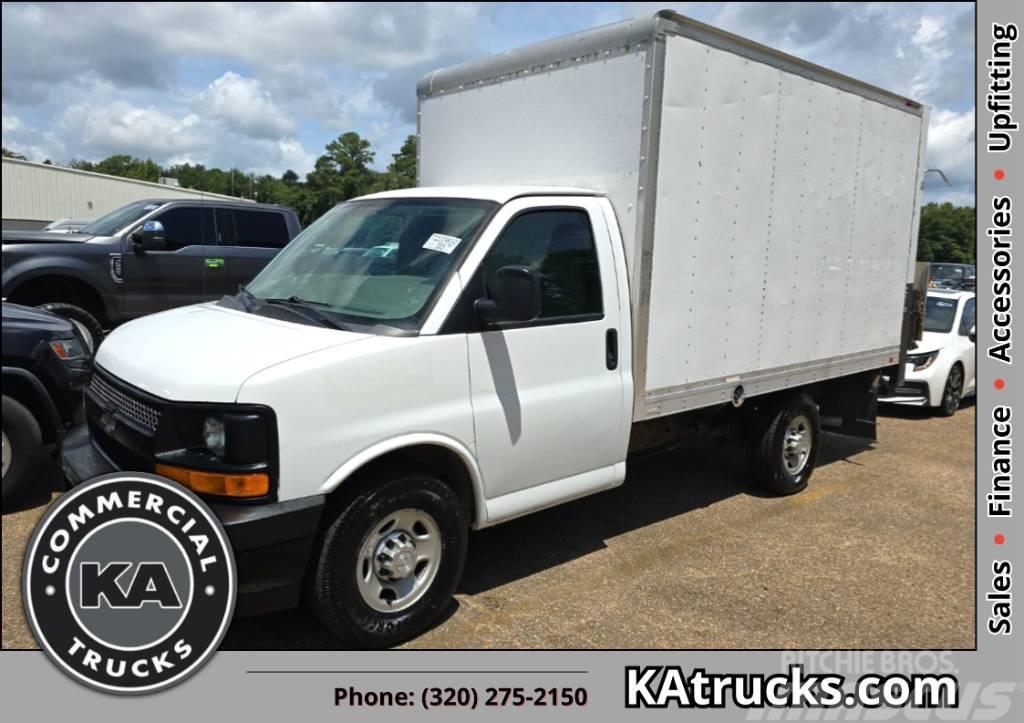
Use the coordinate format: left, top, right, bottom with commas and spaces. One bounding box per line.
89, 372, 161, 433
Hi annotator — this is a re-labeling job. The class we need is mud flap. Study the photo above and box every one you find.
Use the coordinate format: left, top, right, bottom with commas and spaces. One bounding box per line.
818, 371, 880, 441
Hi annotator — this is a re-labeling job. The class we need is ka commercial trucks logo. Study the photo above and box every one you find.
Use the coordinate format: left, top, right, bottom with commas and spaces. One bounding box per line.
23, 473, 236, 694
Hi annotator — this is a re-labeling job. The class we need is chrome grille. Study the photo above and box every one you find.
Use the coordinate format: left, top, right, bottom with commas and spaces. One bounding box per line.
89, 373, 161, 432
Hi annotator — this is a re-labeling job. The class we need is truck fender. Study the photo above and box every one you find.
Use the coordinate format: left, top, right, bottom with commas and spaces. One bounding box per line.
315, 432, 489, 528
2, 256, 116, 318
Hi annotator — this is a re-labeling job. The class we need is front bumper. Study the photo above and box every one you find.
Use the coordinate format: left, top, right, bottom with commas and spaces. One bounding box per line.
878, 379, 931, 407
61, 422, 324, 617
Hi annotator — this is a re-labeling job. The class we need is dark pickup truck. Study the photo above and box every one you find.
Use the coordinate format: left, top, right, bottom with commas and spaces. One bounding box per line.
2, 198, 301, 348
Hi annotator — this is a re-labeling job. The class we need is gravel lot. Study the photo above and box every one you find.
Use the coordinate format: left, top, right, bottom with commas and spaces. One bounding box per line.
2, 404, 975, 650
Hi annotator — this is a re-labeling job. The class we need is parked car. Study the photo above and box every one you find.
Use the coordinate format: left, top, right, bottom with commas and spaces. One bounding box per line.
62, 11, 927, 647
879, 290, 976, 416
928, 262, 975, 291
43, 218, 94, 234
2, 302, 92, 506
1, 198, 302, 350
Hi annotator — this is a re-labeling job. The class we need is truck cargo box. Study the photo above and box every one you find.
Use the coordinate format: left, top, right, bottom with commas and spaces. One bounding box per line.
417, 10, 928, 420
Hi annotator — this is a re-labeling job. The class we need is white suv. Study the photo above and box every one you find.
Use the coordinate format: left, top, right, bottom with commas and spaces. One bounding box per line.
880, 290, 976, 416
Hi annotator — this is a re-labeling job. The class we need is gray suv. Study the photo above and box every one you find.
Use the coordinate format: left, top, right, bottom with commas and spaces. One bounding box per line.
2, 199, 301, 348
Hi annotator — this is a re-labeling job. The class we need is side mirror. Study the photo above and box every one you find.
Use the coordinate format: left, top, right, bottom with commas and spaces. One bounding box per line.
475, 265, 542, 325
969, 325, 976, 343
132, 220, 166, 252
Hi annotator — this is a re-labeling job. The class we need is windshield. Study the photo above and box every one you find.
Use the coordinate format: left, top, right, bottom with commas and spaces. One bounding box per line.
245, 198, 496, 329
80, 201, 165, 236
930, 264, 967, 280
924, 296, 959, 333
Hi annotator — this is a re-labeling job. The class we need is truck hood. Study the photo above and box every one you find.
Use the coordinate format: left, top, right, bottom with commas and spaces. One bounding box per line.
95, 303, 371, 402
1, 301, 75, 335
1, 230, 94, 244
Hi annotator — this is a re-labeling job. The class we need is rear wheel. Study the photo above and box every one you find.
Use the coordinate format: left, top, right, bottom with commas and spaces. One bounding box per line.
2, 395, 43, 508
936, 364, 963, 417
36, 302, 104, 353
748, 394, 821, 495
308, 474, 467, 648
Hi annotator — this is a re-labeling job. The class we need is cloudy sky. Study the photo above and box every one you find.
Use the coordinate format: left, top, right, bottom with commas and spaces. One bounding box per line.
2, 2, 975, 205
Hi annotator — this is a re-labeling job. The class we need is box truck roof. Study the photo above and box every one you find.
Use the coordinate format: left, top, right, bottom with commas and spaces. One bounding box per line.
418, 9, 923, 113
361, 186, 601, 204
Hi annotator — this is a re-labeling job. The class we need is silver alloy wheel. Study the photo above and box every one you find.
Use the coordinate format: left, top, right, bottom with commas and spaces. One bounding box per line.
2, 428, 11, 479
782, 414, 813, 475
355, 508, 442, 613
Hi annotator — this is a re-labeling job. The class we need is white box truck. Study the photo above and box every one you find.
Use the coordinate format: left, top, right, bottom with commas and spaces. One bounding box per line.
61, 11, 928, 647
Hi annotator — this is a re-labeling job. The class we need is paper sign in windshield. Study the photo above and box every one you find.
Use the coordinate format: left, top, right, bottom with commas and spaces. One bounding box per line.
423, 233, 462, 254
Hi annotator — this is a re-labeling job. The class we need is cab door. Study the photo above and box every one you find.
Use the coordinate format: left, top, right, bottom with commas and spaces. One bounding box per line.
461, 198, 629, 512
217, 208, 293, 291
120, 205, 214, 315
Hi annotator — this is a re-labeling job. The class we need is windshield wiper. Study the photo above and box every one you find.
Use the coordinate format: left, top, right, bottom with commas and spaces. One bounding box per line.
261, 296, 351, 331
235, 286, 258, 312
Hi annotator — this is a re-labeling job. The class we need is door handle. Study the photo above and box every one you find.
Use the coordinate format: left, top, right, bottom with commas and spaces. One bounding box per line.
606, 328, 618, 370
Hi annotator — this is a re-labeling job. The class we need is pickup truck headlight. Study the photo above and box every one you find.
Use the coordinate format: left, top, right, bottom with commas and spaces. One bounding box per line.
908, 350, 939, 371
49, 337, 87, 361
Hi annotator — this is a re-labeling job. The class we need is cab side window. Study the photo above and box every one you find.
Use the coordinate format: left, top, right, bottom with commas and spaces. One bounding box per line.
152, 206, 213, 251
958, 298, 976, 336
233, 210, 290, 248
482, 209, 602, 321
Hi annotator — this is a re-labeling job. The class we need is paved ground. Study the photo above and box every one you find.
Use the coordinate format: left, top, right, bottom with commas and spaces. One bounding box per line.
2, 404, 975, 650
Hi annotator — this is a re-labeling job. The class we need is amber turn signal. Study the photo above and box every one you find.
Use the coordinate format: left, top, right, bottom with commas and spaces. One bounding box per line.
155, 464, 270, 498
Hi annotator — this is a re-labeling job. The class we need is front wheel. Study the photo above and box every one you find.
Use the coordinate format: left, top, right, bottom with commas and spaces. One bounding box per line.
308, 474, 467, 648
748, 394, 821, 495
935, 364, 963, 417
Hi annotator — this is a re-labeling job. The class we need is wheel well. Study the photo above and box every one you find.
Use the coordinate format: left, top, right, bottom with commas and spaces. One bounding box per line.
324, 444, 478, 527
1, 375, 57, 444
7, 275, 107, 323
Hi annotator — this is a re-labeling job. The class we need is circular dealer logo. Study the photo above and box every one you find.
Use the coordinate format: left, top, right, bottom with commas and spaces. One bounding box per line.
23, 473, 236, 695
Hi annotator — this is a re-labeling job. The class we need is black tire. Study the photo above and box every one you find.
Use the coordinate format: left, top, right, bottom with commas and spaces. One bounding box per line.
36, 302, 104, 353
935, 364, 963, 417
308, 474, 467, 648
748, 393, 821, 495
2, 395, 43, 509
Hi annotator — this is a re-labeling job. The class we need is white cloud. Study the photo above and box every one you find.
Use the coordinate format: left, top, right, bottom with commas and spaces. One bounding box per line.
58, 101, 203, 158
194, 72, 294, 139
912, 16, 948, 51
2, 112, 67, 161
37, 89, 311, 177
922, 108, 975, 205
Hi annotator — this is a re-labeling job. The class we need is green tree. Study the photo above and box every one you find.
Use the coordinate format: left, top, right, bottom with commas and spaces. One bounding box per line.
88, 155, 161, 182
1, 147, 27, 159
306, 131, 378, 217
368, 135, 418, 193
388, 135, 417, 185
917, 203, 975, 264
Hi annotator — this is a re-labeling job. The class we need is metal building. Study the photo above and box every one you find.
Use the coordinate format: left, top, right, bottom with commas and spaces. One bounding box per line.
2, 158, 243, 230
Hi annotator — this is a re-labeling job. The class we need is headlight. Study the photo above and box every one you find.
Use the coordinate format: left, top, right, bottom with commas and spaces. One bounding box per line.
155, 407, 275, 499
908, 351, 939, 371
49, 338, 87, 361
203, 416, 226, 457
